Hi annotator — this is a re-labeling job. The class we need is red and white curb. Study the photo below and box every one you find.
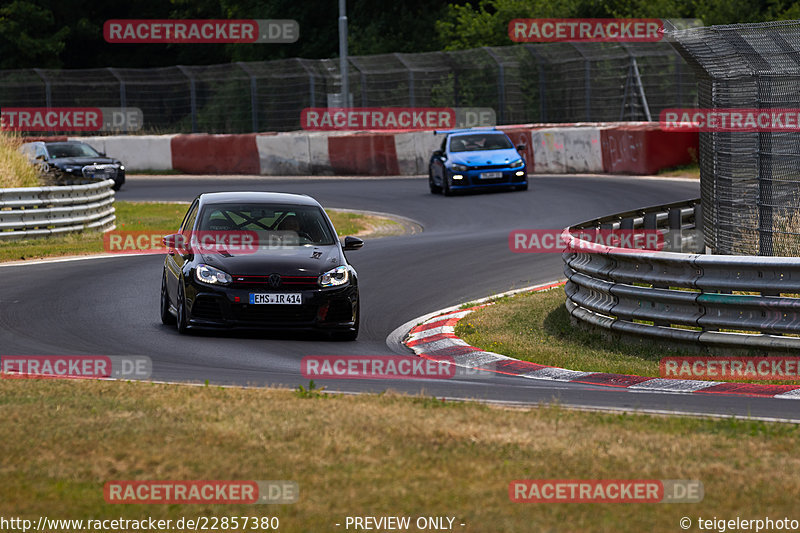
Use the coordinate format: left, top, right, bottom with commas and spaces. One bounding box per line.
404, 282, 800, 400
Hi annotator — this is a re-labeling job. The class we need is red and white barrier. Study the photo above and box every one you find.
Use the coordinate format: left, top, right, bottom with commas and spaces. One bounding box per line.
55, 123, 698, 176
71, 134, 174, 171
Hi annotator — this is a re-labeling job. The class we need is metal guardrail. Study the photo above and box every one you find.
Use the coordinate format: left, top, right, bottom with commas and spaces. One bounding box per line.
562, 198, 800, 353
0, 179, 116, 240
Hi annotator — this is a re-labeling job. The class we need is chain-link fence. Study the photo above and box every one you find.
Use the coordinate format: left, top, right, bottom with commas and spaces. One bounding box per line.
0, 42, 695, 133
669, 20, 800, 257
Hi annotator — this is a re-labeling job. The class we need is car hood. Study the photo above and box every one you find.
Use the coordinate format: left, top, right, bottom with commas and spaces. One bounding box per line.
51, 157, 118, 166
451, 148, 522, 166
200, 245, 343, 276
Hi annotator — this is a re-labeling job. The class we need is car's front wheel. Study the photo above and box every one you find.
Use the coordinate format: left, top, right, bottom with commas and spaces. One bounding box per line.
442, 175, 453, 196
160, 271, 175, 325
429, 167, 442, 194
176, 281, 189, 334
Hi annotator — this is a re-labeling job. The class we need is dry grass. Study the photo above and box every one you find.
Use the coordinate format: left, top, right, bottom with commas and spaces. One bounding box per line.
0, 378, 799, 532
0, 132, 39, 188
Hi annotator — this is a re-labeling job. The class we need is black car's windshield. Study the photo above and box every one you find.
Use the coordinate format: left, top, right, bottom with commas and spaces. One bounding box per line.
449, 133, 513, 152
46, 142, 100, 158
197, 203, 336, 246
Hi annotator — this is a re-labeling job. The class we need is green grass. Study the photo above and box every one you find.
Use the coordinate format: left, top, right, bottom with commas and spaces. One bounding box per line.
1, 378, 799, 532
657, 162, 700, 179
0, 202, 375, 263
455, 287, 800, 384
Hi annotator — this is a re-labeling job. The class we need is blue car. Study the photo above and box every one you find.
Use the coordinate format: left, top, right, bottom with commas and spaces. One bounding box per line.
428, 129, 528, 195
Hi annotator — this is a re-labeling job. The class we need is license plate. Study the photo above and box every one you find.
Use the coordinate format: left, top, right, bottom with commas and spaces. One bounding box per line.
480, 171, 503, 179
249, 293, 302, 305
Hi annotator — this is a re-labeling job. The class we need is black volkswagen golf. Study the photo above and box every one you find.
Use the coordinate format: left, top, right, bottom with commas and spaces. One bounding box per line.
160, 192, 362, 340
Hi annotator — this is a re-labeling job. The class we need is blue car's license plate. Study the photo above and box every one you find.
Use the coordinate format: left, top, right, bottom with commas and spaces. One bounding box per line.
249, 293, 302, 305
480, 171, 502, 179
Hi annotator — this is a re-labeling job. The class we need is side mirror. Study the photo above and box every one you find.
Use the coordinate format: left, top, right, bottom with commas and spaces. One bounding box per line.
433, 150, 443, 158
516, 144, 526, 152
35, 154, 47, 161
163, 233, 188, 254
343, 236, 364, 251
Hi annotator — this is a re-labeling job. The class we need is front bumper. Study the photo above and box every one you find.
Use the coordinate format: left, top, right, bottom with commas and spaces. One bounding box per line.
184, 281, 358, 331
447, 167, 527, 189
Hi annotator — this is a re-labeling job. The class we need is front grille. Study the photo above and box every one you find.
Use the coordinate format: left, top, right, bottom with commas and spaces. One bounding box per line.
192, 296, 224, 319
233, 304, 317, 323
82, 165, 118, 180
469, 164, 508, 171
232, 275, 318, 290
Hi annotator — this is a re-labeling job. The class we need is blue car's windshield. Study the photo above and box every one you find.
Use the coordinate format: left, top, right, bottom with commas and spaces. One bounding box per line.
450, 133, 512, 152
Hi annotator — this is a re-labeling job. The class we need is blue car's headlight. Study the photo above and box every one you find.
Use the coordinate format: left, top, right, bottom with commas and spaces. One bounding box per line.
195, 264, 233, 286
319, 265, 349, 287
510, 159, 525, 168
451, 163, 468, 171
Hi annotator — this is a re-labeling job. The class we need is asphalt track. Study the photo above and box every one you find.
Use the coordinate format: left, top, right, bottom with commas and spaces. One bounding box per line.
3, 174, 799, 421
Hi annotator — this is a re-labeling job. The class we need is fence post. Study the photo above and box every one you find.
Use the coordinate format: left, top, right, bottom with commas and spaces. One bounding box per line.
107, 68, 127, 133
32, 68, 52, 109
236, 62, 259, 133
177, 65, 198, 133
295, 58, 316, 108
570, 44, 591, 121
483, 47, 505, 124
524, 45, 548, 122
394, 53, 415, 107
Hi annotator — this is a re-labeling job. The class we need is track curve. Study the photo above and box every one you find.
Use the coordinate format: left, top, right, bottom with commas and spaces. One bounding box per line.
4, 174, 798, 420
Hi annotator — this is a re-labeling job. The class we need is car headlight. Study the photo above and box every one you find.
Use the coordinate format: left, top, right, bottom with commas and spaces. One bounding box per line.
318, 265, 349, 287
119, 165, 125, 171
510, 159, 525, 168
195, 263, 232, 286
451, 164, 468, 171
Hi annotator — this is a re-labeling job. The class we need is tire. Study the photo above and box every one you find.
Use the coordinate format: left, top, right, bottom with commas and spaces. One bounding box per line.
332, 305, 359, 341
429, 167, 442, 194
442, 175, 453, 197
176, 281, 189, 334
160, 271, 175, 325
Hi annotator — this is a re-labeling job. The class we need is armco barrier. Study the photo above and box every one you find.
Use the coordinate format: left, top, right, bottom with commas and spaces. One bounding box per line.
563, 199, 800, 354
47, 123, 698, 176
171, 133, 259, 174
0, 179, 116, 240
601, 124, 698, 175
